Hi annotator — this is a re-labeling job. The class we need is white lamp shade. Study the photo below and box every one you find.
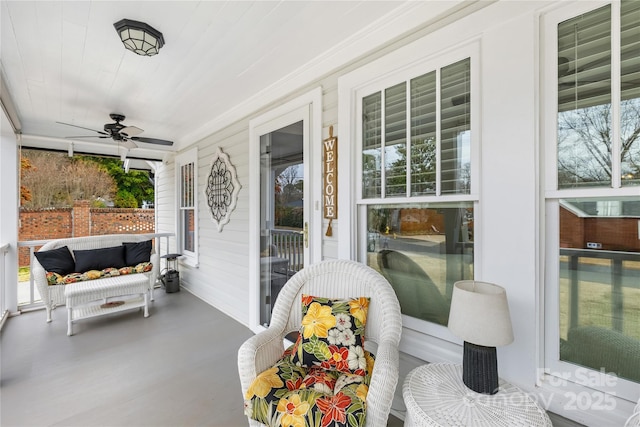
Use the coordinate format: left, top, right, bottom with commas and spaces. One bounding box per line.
448, 280, 514, 347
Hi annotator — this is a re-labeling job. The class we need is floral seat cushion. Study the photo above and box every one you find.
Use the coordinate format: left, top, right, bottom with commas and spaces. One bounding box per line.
45, 262, 153, 285
245, 345, 375, 427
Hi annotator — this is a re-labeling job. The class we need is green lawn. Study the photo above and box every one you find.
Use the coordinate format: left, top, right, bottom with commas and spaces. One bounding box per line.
18, 267, 30, 282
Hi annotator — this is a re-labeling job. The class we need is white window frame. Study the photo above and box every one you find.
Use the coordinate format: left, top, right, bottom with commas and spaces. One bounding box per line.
340, 41, 481, 355
175, 147, 199, 267
541, 1, 640, 422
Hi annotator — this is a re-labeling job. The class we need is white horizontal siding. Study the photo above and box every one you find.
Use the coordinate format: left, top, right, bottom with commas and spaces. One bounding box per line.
155, 3, 628, 425
187, 122, 251, 324
155, 161, 177, 254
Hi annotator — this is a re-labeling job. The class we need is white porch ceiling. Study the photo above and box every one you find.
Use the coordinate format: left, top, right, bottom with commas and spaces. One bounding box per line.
1, 1, 467, 166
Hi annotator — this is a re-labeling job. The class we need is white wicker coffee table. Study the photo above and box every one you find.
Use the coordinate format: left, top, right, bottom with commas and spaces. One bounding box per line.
403, 363, 552, 427
65, 274, 149, 336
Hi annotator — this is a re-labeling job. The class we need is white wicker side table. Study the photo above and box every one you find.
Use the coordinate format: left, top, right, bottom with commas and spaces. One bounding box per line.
403, 363, 552, 427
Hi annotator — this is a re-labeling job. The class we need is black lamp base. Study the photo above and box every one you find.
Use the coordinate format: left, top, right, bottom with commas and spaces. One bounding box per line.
462, 341, 499, 395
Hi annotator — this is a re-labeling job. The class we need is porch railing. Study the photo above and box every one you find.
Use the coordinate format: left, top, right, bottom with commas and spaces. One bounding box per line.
561, 248, 640, 333
17, 232, 175, 308
271, 229, 304, 274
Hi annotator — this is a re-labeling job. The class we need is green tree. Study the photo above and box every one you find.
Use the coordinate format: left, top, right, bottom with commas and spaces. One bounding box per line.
387, 137, 437, 195
85, 157, 154, 207
114, 190, 138, 208
274, 165, 303, 228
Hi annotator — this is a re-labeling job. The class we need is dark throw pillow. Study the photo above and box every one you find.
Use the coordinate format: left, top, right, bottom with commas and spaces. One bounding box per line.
34, 246, 75, 275
73, 245, 126, 272
122, 240, 152, 266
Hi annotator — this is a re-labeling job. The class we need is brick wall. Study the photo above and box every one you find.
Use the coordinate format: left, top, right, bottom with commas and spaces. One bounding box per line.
583, 217, 640, 251
560, 206, 640, 251
73, 200, 91, 237
398, 208, 445, 235
91, 208, 155, 235
560, 207, 585, 248
20, 207, 73, 241
19, 200, 154, 266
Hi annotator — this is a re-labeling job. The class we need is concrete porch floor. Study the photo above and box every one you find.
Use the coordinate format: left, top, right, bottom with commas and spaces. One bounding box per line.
1, 288, 404, 426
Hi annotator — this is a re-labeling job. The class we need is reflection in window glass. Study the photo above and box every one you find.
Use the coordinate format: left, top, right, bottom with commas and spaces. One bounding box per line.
258, 123, 304, 327
557, 2, 640, 189
441, 59, 471, 194
183, 209, 195, 252
365, 203, 474, 325
180, 161, 195, 254
557, 5, 613, 188
385, 83, 407, 197
558, 198, 640, 383
362, 57, 472, 199
621, 0, 640, 187
411, 71, 437, 196
363, 93, 382, 198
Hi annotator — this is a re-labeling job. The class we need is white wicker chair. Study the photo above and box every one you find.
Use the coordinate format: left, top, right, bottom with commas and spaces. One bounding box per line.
238, 259, 403, 427
625, 397, 640, 427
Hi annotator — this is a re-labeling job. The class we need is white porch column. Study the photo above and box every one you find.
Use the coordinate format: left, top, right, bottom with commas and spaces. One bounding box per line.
1, 109, 19, 314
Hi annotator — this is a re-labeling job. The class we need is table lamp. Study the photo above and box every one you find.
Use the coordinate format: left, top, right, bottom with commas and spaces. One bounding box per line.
448, 280, 514, 395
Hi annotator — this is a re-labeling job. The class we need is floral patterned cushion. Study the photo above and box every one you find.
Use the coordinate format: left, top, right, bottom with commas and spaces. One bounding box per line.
63, 272, 84, 284
245, 345, 375, 427
46, 271, 64, 285
134, 262, 153, 273
81, 270, 103, 281
46, 263, 153, 285
102, 267, 121, 278
119, 262, 153, 275
290, 295, 370, 376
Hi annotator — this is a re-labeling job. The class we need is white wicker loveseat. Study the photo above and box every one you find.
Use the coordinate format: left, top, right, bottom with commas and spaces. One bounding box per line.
32, 234, 159, 323
238, 259, 403, 427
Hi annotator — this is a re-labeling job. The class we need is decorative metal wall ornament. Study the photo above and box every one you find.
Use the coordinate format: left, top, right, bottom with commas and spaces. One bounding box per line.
205, 147, 241, 232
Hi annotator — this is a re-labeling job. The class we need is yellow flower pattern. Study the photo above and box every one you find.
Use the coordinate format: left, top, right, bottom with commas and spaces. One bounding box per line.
356, 384, 369, 402
349, 297, 369, 325
245, 343, 376, 427
276, 394, 310, 427
365, 352, 375, 376
245, 367, 284, 399
301, 302, 336, 339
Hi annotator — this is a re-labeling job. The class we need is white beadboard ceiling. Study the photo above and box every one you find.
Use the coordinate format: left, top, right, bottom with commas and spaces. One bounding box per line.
1, 1, 467, 166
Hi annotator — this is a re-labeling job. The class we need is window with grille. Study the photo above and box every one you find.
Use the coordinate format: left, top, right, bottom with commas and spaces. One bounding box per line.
544, 0, 640, 401
358, 47, 477, 329
176, 148, 198, 265
362, 58, 472, 199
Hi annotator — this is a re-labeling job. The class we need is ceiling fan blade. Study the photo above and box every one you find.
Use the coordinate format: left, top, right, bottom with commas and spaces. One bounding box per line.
131, 136, 174, 146
121, 139, 138, 149
121, 126, 143, 136
65, 135, 111, 139
56, 121, 109, 136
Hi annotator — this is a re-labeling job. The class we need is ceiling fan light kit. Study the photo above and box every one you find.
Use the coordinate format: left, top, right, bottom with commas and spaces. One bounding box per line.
114, 19, 165, 57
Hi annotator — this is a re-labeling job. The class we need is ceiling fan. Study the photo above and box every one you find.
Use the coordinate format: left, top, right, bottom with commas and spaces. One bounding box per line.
58, 113, 174, 149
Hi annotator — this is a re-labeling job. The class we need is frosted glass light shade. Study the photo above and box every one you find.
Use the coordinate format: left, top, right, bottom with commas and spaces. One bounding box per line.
448, 280, 514, 347
114, 19, 165, 57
